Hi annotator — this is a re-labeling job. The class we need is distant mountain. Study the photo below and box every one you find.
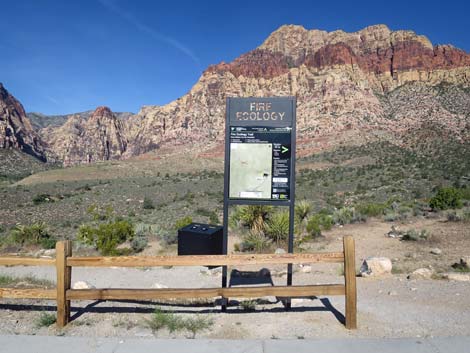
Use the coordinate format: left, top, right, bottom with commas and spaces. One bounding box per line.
27, 111, 134, 131
0, 83, 46, 162
2, 24, 470, 167
124, 24, 470, 158
40, 106, 128, 166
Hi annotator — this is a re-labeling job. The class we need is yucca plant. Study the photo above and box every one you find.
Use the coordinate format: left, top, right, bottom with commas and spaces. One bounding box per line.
265, 211, 289, 245
232, 205, 273, 234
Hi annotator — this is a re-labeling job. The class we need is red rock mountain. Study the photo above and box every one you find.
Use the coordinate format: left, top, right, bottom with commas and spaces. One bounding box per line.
0, 83, 46, 161
124, 24, 470, 159
40, 106, 128, 166
4, 24, 470, 166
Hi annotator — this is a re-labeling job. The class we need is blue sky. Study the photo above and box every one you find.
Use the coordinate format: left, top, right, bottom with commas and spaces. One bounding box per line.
1, 0, 469, 115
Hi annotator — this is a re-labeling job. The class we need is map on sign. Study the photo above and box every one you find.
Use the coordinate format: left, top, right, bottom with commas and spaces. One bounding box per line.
229, 143, 272, 199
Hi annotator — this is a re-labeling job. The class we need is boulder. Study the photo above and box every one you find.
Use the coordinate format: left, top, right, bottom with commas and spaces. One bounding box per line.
430, 248, 442, 255
360, 257, 392, 277
72, 281, 95, 289
407, 268, 433, 280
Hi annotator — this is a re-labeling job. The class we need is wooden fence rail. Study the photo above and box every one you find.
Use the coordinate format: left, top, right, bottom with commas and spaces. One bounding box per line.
0, 236, 357, 330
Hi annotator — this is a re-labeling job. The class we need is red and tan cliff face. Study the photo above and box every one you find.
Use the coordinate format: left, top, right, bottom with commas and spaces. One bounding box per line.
124, 24, 470, 158
0, 83, 46, 161
41, 106, 128, 166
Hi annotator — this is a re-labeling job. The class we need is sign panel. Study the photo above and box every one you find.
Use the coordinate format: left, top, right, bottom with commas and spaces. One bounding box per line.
225, 97, 296, 202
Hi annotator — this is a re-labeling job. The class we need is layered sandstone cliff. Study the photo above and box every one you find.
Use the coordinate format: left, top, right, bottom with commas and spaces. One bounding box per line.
124, 24, 470, 158
41, 106, 128, 166
0, 83, 46, 161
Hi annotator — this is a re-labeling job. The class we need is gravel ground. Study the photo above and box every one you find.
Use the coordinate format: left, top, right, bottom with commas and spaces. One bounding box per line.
1, 217, 469, 339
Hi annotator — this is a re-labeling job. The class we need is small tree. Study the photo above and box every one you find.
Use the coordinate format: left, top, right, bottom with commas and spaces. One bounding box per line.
430, 187, 463, 210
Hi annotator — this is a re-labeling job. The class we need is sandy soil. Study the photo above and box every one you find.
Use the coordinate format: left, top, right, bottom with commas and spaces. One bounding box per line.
1, 217, 469, 339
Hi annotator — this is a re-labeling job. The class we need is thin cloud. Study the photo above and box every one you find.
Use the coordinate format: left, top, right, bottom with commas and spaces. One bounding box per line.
98, 0, 201, 70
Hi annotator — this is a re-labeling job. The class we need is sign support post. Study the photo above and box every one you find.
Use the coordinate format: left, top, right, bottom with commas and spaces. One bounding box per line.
222, 97, 296, 311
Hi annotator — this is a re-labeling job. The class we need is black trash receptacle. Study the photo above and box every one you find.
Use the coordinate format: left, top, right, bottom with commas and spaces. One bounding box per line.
177, 223, 223, 256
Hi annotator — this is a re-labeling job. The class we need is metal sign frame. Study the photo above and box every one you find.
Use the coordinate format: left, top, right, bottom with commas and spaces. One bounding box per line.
222, 96, 296, 310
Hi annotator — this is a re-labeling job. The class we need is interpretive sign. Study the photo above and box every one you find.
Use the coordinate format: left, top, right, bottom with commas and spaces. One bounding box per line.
225, 97, 296, 202
221, 97, 297, 308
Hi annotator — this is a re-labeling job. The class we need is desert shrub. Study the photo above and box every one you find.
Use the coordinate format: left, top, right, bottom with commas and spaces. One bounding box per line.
306, 217, 321, 237
240, 300, 256, 311
131, 235, 148, 253
306, 213, 333, 237
241, 232, 271, 252
174, 216, 193, 230
384, 211, 399, 222
196, 208, 219, 224
86, 204, 114, 221
356, 203, 386, 217
265, 211, 289, 244
146, 307, 213, 338
160, 232, 178, 245
429, 187, 463, 210
35, 312, 56, 328
402, 229, 429, 241
332, 207, 366, 225
447, 209, 470, 222
32, 193, 52, 205
78, 220, 134, 255
143, 197, 155, 210
10, 222, 55, 249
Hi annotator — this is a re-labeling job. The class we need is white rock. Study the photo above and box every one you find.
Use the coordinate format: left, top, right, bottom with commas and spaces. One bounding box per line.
388, 291, 398, 296
152, 283, 168, 289
300, 265, 312, 273
430, 248, 442, 255
407, 268, 433, 280
43, 249, 56, 256
275, 248, 286, 254
360, 257, 392, 277
443, 273, 470, 282
72, 281, 95, 289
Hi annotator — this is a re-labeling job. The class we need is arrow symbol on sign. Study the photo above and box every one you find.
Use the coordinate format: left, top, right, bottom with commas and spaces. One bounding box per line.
281, 146, 289, 153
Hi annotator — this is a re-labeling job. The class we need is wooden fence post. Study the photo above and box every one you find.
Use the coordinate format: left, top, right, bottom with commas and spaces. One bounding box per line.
56, 240, 72, 328
343, 235, 357, 329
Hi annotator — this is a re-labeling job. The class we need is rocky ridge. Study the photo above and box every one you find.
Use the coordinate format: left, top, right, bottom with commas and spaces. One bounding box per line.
2, 24, 470, 166
125, 24, 470, 158
0, 83, 46, 162
40, 106, 128, 166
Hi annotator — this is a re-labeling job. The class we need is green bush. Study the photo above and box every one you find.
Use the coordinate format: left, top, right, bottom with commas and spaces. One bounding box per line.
32, 194, 52, 205
356, 203, 385, 217
241, 232, 271, 252
306, 217, 321, 237
35, 312, 56, 328
146, 307, 213, 338
402, 229, 429, 241
429, 187, 463, 210
78, 220, 134, 255
265, 212, 289, 244
174, 216, 193, 230
10, 222, 55, 249
131, 235, 148, 253
143, 197, 155, 210
306, 213, 333, 237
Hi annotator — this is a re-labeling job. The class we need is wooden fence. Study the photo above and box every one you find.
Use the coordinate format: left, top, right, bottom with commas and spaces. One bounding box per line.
0, 236, 357, 329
